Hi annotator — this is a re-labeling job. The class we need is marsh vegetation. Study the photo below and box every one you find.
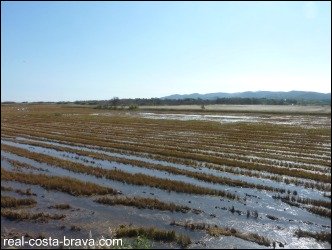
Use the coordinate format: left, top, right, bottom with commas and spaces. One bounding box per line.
1, 104, 331, 248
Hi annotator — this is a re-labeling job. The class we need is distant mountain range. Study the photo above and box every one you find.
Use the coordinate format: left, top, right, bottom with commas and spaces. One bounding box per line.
162, 91, 331, 101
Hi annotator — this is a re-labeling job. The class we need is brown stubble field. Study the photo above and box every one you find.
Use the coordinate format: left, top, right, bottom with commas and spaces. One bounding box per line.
1, 104, 331, 248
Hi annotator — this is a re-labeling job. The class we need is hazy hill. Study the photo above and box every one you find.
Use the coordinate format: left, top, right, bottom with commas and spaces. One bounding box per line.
163, 91, 331, 101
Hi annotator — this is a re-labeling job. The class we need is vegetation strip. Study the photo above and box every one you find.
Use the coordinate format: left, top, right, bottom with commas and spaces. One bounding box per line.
272, 194, 331, 209
95, 196, 192, 213
2, 156, 48, 172
4, 125, 329, 170
306, 206, 331, 218
4, 123, 330, 167
5, 115, 330, 156
3, 124, 330, 180
4, 126, 329, 169
294, 229, 331, 244
170, 221, 272, 247
1, 144, 239, 199
4, 117, 327, 158
4, 139, 288, 193
4, 137, 330, 192
1, 168, 117, 196
272, 194, 331, 218
4, 126, 330, 179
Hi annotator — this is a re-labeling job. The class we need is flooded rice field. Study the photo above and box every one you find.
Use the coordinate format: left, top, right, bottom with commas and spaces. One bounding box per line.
138, 112, 331, 128
1, 104, 331, 249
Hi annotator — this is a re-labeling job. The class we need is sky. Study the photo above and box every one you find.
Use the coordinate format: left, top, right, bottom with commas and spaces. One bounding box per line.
1, 1, 331, 102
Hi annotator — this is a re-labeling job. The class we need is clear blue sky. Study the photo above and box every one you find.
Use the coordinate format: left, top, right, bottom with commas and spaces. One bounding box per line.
1, 1, 331, 102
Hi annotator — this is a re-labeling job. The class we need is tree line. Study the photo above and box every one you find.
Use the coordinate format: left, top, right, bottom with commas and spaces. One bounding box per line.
73, 97, 328, 109
2, 97, 330, 107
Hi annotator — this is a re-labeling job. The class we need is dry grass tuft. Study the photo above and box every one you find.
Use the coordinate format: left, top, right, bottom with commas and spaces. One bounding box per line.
48, 204, 71, 210
1, 195, 36, 208
1, 209, 65, 223
115, 225, 191, 248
